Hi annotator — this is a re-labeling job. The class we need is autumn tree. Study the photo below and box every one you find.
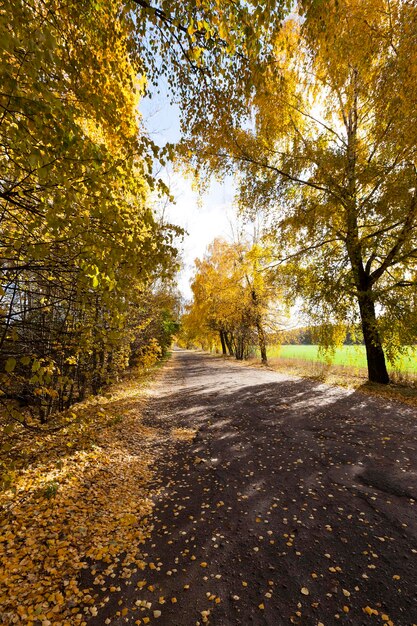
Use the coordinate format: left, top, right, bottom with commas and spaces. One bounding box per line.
182, 0, 417, 384
181, 240, 245, 356
181, 238, 282, 362
0, 0, 180, 425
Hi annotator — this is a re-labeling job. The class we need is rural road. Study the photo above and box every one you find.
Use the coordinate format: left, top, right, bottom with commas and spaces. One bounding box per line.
92, 349, 417, 626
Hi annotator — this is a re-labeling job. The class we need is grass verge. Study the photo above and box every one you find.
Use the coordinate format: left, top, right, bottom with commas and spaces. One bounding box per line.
265, 344, 417, 375
264, 356, 417, 407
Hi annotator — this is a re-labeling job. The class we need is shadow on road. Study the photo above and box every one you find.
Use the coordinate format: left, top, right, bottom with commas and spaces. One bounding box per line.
86, 350, 417, 626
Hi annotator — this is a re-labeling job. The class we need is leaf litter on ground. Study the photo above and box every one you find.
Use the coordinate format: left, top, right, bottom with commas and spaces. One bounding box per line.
0, 364, 182, 625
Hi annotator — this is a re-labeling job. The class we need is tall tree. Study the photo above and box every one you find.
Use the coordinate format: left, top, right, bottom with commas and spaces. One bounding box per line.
183, 0, 417, 384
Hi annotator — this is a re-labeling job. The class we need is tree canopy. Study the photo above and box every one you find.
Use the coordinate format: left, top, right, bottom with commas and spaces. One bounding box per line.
180, 238, 284, 361
180, 0, 417, 383
0, 0, 181, 433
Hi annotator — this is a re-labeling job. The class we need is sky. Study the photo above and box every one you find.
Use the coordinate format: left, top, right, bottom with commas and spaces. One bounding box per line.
140, 83, 238, 301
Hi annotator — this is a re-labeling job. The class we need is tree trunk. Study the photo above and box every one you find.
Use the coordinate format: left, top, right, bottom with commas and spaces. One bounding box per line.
235, 335, 244, 360
224, 332, 235, 357
256, 319, 267, 364
219, 330, 227, 355
357, 292, 389, 384
250, 289, 267, 364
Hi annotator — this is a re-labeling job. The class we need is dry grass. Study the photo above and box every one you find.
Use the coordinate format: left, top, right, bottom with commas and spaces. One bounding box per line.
210, 351, 417, 408
265, 357, 417, 407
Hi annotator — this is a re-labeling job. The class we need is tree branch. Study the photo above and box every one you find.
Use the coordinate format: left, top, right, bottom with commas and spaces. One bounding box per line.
132, 0, 188, 35
370, 190, 417, 284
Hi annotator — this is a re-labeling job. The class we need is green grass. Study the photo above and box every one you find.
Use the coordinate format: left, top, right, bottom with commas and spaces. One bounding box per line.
266, 344, 417, 374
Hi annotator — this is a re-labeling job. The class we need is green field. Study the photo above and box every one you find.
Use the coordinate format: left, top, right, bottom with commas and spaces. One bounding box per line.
266, 344, 417, 375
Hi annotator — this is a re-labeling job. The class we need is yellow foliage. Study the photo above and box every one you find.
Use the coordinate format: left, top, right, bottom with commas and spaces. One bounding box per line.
138, 339, 163, 369
0, 368, 165, 624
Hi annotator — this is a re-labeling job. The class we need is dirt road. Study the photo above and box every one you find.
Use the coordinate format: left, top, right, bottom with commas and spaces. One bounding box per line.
91, 349, 417, 626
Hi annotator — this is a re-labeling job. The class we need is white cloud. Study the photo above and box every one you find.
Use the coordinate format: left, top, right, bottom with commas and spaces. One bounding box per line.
161, 170, 237, 300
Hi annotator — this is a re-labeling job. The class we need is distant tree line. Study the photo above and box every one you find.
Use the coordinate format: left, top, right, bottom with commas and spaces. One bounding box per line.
280, 327, 364, 346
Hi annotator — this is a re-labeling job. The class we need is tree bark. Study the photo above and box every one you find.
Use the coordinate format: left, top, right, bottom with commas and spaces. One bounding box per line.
250, 288, 267, 364
219, 330, 227, 355
224, 332, 235, 357
357, 291, 389, 384
235, 335, 244, 360
256, 319, 268, 365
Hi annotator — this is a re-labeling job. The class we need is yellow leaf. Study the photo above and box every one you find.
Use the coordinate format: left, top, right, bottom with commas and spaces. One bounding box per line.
363, 606, 378, 616
120, 513, 137, 526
